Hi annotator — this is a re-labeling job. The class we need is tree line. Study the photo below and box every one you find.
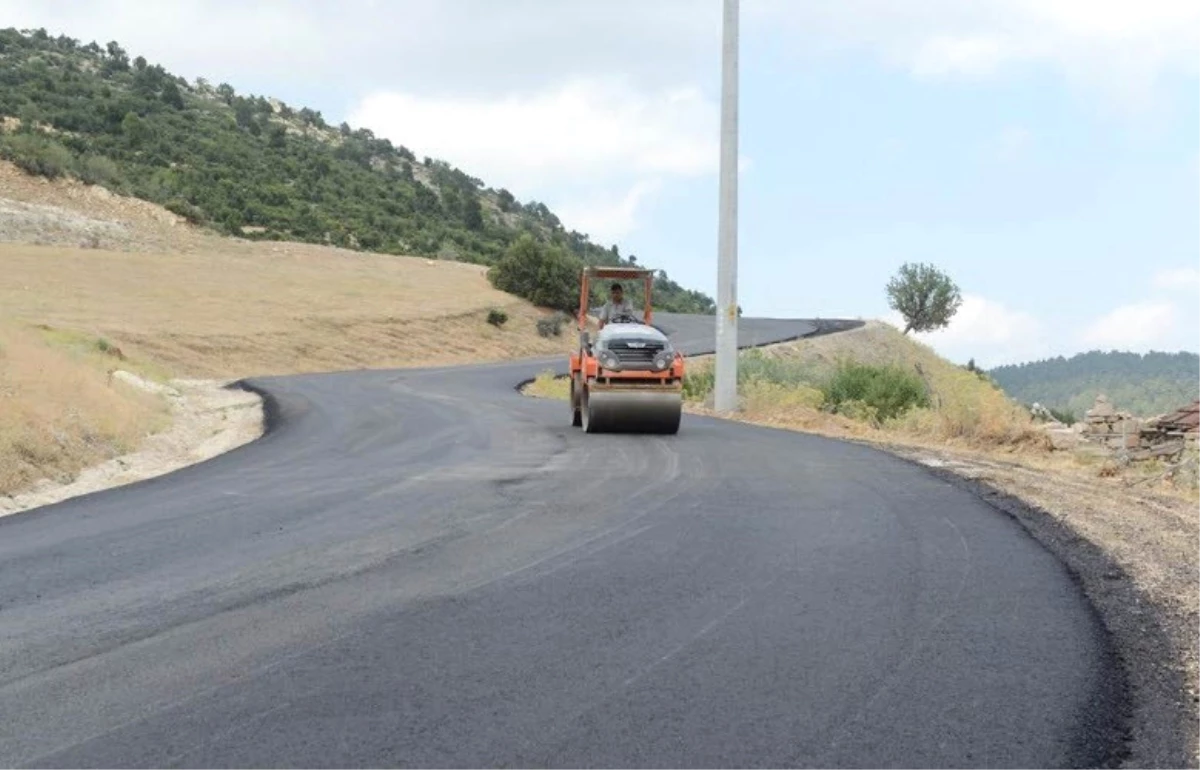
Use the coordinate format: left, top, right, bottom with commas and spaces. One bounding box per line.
988, 350, 1199, 418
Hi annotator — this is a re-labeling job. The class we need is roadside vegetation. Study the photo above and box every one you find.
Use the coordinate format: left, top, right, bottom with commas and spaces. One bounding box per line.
0, 320, 169, 496
683, 325, 1058, 448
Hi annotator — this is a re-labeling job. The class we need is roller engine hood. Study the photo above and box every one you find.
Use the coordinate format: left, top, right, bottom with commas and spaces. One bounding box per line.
594, 322, 670, 348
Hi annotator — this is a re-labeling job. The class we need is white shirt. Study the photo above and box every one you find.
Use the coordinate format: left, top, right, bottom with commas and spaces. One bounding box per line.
600, 299, 635, 323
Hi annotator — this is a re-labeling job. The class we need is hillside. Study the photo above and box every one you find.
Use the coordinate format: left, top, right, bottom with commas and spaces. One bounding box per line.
989, 350, 1199, 420
0, 240, 578, 379
0, 27, 714, 314
0, 154, 585, 499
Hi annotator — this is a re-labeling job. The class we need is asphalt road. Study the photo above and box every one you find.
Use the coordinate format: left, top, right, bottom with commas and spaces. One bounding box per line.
0, 314, 1125, 768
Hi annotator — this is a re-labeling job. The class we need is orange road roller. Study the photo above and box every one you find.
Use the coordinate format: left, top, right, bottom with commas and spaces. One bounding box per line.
568, 266, 684, 434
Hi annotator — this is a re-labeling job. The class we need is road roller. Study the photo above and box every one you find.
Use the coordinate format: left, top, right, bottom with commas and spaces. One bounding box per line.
568, 266, 684, 434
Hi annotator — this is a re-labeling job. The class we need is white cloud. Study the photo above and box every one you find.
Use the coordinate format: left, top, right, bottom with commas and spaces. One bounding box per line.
884, 294, 1047, 366
0, 0, 719, 95
553, 180, 664, 243
1151, 266, 1200, 291
347, 78, 733, 237
987, 125, 1034, 162
750, 0, 1200, 101
911, 36, 1008, 78
1081, 300, 1180, 349
348, 79, 719, 189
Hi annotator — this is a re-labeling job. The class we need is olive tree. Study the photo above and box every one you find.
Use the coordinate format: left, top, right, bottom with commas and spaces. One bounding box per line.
886, 262, 962, 334
488, 234, 582, 313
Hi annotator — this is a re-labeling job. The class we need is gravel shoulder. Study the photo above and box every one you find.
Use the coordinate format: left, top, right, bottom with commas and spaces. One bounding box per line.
0, 371, 263, 517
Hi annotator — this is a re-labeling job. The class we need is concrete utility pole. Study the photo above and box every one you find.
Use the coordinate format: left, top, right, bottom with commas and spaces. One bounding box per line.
714, 0, 739, 413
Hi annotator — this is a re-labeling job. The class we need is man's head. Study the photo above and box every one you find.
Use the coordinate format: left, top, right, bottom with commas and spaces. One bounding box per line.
610, 283, 623, 302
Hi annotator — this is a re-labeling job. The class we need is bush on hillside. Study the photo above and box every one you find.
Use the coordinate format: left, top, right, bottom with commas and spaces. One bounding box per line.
1048, 406, 1077, 425
76, 154, 123, 187
488, 234, 582, 313
823, 362, 929, 423
486, 308, 508, 327
0, 132, 75, 179
536, 312, 570, 338
682, 348, 822, 402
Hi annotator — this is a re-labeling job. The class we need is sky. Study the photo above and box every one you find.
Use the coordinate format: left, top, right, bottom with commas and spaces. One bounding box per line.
4, 0, 1199, 367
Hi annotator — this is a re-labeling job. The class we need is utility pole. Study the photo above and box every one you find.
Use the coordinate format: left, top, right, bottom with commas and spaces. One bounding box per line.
714, 0, 739, 413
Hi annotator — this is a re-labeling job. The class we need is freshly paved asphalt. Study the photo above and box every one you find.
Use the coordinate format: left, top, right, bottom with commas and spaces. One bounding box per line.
0, 314, 1125, 768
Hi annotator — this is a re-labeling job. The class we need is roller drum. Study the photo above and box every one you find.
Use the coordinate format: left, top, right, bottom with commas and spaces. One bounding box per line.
582, 387, 681, 434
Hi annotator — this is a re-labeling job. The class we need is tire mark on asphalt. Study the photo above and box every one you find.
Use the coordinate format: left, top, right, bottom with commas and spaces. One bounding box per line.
812, 513, 975, 764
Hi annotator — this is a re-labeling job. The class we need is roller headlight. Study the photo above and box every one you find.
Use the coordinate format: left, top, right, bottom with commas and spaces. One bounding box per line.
653, 351, 673, 370
598, 349, 620, 369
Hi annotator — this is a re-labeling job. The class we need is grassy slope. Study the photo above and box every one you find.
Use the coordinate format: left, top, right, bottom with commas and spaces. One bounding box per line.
0, 320, 169, 495
712, 321, 1044, 447
1, 241, 575, 379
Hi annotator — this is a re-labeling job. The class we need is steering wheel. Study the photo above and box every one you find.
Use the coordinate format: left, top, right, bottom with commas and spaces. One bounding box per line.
609, 313, 638, 324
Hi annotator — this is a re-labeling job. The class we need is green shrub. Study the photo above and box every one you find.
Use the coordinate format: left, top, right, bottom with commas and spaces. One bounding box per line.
0, 133, 75, 179
536, 312, 569, 338
682, 366, 714, 401
487, 234, 581, 312
163, 198, 205, 224
76, 154, 122, 187
682, 349, 818, 402
1049, 407, 1077, 425
822, 362, 929, 423
486, 308, 508, 327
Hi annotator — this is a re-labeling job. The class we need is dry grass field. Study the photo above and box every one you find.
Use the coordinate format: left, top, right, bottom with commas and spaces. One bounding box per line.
0, 320, 169, 495
0, 242, 573, 379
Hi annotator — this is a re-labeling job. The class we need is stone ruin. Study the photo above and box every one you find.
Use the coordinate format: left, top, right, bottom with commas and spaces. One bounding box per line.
1081, 395, 1142, 450
1078, 395, 1198, 461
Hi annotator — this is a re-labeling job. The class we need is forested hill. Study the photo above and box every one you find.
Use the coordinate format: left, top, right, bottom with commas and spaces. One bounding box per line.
0, 27, 715, 314
989, 350, 1199, 419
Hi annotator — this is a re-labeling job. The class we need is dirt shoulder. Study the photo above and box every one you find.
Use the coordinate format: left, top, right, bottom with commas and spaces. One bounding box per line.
1, 371, 263, 517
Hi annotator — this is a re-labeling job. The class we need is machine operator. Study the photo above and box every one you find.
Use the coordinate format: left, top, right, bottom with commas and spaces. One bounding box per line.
598, 282, 636, 329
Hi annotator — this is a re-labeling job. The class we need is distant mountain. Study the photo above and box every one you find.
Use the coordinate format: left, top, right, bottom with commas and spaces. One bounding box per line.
0, 27, 715, 314
989, 350, 1199, 420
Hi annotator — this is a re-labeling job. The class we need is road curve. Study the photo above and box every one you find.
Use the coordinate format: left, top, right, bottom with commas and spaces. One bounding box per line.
0, 314, 1125, 768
